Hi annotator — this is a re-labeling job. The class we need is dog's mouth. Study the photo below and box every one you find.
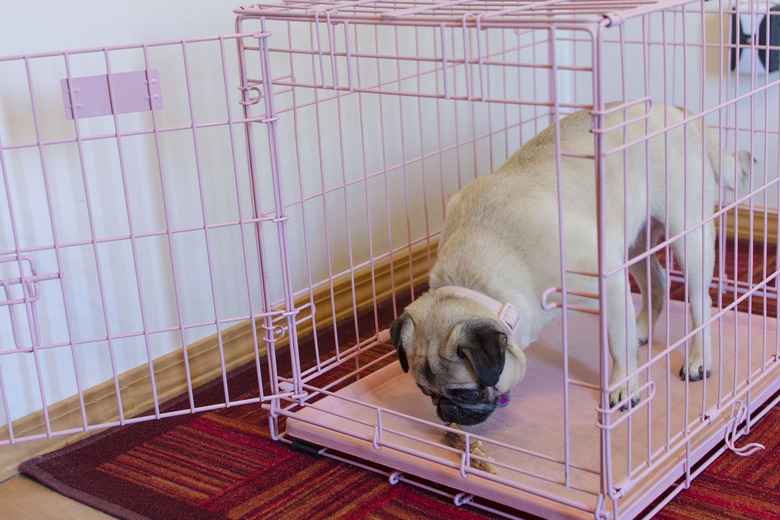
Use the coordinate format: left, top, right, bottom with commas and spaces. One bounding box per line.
416, 383, 510, 425
433, 392, 510, 426
436, 397, 493, 425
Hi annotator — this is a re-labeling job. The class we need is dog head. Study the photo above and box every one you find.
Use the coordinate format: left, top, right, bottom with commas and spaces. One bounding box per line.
390, 291, 526, 425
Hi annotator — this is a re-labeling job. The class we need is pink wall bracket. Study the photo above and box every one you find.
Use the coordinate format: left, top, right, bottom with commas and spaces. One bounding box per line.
60, 69, 163, 120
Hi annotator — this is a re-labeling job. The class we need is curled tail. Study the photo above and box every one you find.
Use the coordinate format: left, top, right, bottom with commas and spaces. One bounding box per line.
704, 124, 753, 193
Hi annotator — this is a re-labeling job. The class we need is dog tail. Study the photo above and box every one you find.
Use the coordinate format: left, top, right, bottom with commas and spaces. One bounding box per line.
704, 124, 753, 194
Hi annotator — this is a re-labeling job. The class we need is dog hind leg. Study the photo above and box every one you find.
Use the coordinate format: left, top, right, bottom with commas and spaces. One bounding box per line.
670, 222, 715, 381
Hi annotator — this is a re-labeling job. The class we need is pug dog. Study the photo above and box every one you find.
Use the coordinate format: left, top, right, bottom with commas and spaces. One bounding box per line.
390, 101, 751, 425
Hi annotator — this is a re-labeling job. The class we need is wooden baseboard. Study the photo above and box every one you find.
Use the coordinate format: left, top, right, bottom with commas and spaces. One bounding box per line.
0, 241, 436, 480
718, 206, 778, 244
0, 206, 773, 480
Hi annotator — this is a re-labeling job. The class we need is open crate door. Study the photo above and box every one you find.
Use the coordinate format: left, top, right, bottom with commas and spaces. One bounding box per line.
0, 31, 306, 445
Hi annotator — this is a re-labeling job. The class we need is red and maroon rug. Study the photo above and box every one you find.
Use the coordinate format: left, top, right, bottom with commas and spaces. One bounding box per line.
19, 240, 780, 520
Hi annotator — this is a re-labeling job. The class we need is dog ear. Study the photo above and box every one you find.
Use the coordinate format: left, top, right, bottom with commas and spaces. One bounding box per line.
390, 313, 411, 373
456, 320, 507, 387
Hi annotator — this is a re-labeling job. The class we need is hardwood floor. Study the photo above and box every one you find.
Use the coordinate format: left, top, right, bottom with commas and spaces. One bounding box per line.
0, 475, 113, 519
0, 431, 114, 519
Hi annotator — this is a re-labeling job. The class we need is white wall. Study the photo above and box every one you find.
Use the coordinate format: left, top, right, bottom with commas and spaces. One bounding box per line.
0, 1, 254, 427
1, 2, 776, 431
1, 1, 241, 56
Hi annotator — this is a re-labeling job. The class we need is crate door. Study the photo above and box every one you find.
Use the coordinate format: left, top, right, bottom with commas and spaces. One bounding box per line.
0, 33, 295, 445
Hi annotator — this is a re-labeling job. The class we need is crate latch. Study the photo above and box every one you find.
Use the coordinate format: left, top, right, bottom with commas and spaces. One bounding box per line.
724, 400, 765, 457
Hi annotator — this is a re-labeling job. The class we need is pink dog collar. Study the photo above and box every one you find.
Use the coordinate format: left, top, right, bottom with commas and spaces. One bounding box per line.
435, 285, 522, 346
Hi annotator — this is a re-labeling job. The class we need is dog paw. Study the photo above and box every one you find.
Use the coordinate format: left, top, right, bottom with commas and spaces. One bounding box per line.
609, 387, 640, 412
636, 320, 649, 347
679, 363, 712, 382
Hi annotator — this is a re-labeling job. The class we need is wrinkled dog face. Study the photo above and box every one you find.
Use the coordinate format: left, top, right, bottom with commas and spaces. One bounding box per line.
390, 292, 526, 425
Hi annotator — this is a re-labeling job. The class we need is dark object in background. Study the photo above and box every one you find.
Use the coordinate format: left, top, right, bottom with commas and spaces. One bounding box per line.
731, 5, 780, 74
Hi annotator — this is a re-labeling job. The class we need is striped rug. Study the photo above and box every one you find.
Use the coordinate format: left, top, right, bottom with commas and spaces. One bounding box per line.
20, 240, 779, 520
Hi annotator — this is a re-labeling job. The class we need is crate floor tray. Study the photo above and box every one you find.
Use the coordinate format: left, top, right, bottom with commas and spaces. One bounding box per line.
286, 298, 780, 519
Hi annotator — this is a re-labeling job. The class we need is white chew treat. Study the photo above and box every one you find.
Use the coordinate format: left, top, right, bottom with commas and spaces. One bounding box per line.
444, 423, 499, 474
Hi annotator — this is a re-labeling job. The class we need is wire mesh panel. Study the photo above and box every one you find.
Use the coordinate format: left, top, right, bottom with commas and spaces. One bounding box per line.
0, 33, 297, 443
235, 2, 780, 519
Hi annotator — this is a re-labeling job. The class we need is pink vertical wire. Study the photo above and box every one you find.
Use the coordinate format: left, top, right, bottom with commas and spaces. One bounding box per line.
217, 34, 265, 399
678, 3, 694, 438
352, 22, 382, 337
101, 47, 162, 419
731, 88, 740, 399
374, 25, 400, 318
641, 13, 655, 467
310, 30, 341, 364
287, 18, 324, 371
27, 53, 89, 435
394, 24, 416, 308
547, 25, 571, 489
661, 10, 674, 452
235, 17, 283, 403
314, 10, 328, 87
139, 45, 198, 414
464, 15, 480, 195
0, 130, 27, 439
475, 15, 487, 103
328, 20, 362, 350
775, 49, 780, 365
461, 14, 473, 101
759, 13, 771, 378
745, 26, 758, 393
440, 24, 451, 102
499, 24, 509, 164
592, 20, 613, 507
67, 48, 130, 425
728, 3, 740, 400
451, 26, 465, 194
179, 39, 232, 403
327, 12, 339, 89
296, 18, 325, 374
257, 15, 306, 397
616, 23, 634, 479
748, 3, 762, 384
435, 25, 449, 243
479, 17, 494, 174
698, 0, 709, 420
715, 0, 727, 412
414, 25, 434, 276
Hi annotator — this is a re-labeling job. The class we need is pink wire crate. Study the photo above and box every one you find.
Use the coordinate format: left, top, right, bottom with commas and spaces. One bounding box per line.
233, 1, 780, 519
1, 1, 779, 519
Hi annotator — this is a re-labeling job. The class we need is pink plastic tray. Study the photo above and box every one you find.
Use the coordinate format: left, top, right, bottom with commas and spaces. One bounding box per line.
286, 298, 780, 519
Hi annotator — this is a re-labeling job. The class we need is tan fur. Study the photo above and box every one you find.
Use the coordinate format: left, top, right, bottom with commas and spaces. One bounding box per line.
392, 101, 750, 420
